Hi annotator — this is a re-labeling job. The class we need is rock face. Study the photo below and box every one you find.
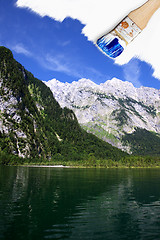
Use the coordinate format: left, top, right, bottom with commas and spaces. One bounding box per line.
45, 78, 160, 153
0, 79, 28, 157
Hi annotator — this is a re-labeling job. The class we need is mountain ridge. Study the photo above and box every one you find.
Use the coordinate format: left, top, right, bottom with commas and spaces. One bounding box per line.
45, 77, 160, 153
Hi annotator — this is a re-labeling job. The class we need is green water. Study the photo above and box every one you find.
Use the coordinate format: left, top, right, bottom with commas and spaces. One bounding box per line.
0, 166, 160, 240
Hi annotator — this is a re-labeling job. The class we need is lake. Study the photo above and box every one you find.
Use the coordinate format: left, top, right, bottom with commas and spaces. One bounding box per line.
0, 166, 160, 240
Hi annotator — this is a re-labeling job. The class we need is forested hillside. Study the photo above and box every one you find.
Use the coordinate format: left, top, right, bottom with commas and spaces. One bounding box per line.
0, 46, 127, 164
122, 128, 160, 155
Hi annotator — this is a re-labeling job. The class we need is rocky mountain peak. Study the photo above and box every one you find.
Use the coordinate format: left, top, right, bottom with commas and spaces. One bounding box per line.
45, 77, 160, 153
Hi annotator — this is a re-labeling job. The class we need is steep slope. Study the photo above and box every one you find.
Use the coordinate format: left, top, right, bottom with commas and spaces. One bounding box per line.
122, 128, 160, 155
0, 46, 126, 161
45, 78, 160, 154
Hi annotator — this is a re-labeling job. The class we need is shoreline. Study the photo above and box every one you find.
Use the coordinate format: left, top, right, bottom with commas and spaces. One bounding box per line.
21, 164, 71, 168
17, 164, 160, 169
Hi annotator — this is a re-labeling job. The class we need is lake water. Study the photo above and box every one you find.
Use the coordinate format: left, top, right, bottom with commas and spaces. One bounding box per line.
0, 166, 160, 240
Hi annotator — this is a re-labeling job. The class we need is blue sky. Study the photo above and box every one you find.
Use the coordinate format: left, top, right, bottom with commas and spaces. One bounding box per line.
0, 0, 160, 89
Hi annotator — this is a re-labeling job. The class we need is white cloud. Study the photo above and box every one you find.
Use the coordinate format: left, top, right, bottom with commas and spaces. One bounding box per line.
16, 0, 160, 79
40, 53, 82, 78
38, 53, 107, 82
11, 43, 32, 56
123, 59, 141, 87
57, 40, 71, 47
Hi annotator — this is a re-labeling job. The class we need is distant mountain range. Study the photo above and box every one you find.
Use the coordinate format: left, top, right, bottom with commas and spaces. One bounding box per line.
45, 78, 160, 155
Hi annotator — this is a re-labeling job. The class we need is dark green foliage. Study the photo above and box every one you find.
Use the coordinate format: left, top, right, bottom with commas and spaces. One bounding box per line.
122, 128, 160, 155
112, 109, 129, 126
0, 46, 127, 164
0, 151, 25, 165
118, 97, 156, 119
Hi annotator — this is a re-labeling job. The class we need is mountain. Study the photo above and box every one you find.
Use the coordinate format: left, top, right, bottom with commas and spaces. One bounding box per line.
0, 46, 127, 162
45, 78, 160, 154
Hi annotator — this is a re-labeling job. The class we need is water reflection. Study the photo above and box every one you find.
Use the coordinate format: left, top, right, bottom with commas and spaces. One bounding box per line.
0, 167, 160, 240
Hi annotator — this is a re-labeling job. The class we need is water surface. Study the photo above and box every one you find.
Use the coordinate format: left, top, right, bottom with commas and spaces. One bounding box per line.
0, 166, 160, 239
